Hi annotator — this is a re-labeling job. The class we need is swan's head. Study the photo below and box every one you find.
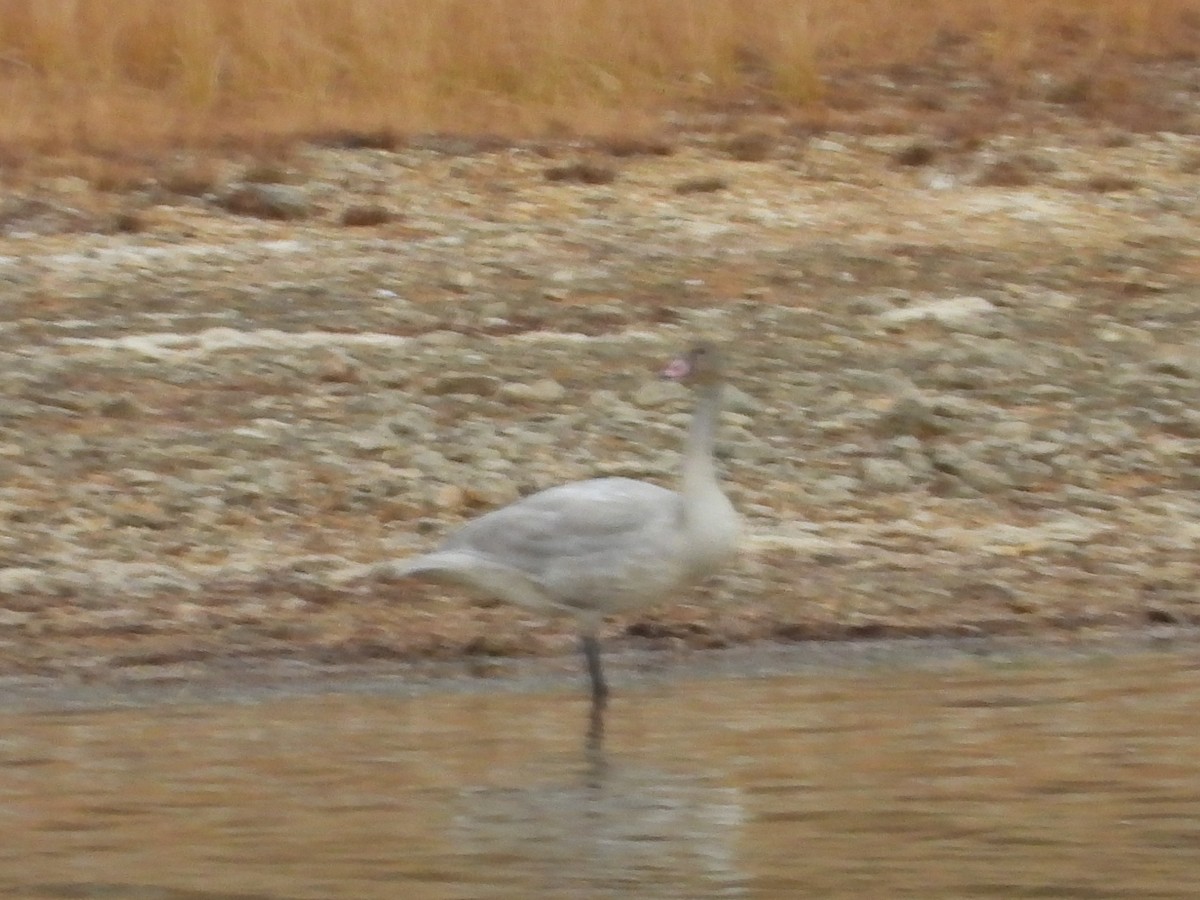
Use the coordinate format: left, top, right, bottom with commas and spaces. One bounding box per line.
662, 343, 723, 388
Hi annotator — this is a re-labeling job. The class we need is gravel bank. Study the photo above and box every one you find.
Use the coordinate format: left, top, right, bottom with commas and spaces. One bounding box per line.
2, 121, 1199, 681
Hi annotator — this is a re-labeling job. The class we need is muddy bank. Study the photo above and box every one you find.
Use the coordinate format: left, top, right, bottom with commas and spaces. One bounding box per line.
2, 101, 1200, 682
1, 628, 1197, 715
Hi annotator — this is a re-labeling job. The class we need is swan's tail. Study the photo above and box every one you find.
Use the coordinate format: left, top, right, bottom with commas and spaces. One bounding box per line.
331, 552, 460, 588
336, 551, 552, 611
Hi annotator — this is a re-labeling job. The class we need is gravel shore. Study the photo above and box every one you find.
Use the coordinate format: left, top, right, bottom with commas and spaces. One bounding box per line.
2, 116, 1199, 683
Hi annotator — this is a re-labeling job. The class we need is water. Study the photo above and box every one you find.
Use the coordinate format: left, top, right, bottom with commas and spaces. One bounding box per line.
1, 642, 1198, 899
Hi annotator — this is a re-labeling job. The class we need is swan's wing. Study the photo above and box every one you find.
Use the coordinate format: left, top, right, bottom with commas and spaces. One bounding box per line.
438, 477, 686, 610
444, 477, 678, 565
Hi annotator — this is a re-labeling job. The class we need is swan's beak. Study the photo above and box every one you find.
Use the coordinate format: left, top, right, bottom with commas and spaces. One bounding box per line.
661, 357, 691, 381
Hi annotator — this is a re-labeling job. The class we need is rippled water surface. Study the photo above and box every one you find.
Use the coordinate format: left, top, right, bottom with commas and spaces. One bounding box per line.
2, 643, 1199, 899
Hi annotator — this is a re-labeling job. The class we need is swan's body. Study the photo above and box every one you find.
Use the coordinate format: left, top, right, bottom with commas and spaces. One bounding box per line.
393, 345, 740, 703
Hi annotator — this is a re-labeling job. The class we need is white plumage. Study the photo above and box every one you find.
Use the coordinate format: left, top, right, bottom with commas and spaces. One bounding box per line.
389, 344, 740, 703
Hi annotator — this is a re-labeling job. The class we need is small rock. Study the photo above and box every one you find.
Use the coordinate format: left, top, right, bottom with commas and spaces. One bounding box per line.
0, 399, 36, 419
1157, 411, 1200, 439
860, 457, 915, 492
724, 131, 775, 162
875, 394, 971, 439
597, 136, 675, 157
99, 394, 142, 417
848, 294, 899, 315
888, 436, 933, 476
957, 578, 1018, 601
722, 385, 762, 415
631, 380, 682, 407
894, 141, 937, 166
1152, 348, 1200, 379
465, 480, 520, 509
217, 183, 311, 220
346, 426, 396, 452
500, 379, 567, 404
429, 373, 502, 397
445, 271, 475, 292
810, 138, 846, 153
879, 295, 996, 326
1097, 322, 1154, 344
924, 172, 957, 190
0, 567, 50, 595
87, 608, 155, 632
596, 459, 674, 480
121, 468, 165, 486
434, 484, 467, 511
0, 608, 32, 626
1001, 456, 1055, 489
317, 351, 361, 384
544, 161, 617, 185
1083, 173, 1139, 193
340, 204, 396, 227
932, 450, 1012, 493
811, 474, 860, 502
973, 157, 1036, 187
1086, 421, 1138, 449
109, 500, 172, 529
674, 176, 728, 194
1026, 383, 1075, 400
991, 420, 1035, 442
1024, 440, 1065, 459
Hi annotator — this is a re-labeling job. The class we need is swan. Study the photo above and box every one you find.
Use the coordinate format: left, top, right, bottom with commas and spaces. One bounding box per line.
388, 343, 740, 704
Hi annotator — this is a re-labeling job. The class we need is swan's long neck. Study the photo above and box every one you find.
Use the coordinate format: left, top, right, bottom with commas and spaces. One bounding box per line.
680, 383, 724, 502
678, 381, 738, 572
677, 378, 739, 574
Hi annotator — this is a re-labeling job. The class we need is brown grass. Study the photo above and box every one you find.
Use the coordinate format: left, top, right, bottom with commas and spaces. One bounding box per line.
0, 0, 1196, 165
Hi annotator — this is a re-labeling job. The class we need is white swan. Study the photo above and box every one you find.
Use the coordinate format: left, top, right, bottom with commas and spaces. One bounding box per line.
391, 344, 740, 704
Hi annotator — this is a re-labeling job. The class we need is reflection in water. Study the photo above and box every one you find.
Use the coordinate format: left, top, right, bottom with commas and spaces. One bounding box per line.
0, 645, 1198, 898
452, 700, 745, 898
587, 698, 606, 777
453, 762, 745, 898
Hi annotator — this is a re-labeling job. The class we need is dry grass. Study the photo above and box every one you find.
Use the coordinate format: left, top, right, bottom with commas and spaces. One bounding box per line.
0, 0, 1196, 166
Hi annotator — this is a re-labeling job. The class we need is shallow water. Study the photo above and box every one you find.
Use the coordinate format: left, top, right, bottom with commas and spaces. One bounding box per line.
1, 642, 1199, 899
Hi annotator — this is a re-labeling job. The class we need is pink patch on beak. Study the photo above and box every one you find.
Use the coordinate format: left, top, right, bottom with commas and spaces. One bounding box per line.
661, 357, 692, 380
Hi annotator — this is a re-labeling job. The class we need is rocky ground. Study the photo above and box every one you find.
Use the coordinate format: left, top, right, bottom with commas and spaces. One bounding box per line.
2, 88, 1200, 685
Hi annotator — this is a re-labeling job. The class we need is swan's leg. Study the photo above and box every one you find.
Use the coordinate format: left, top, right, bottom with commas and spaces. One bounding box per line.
581, 632, 609, 705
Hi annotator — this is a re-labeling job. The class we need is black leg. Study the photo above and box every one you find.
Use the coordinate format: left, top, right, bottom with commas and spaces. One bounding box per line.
580, 632, 609, 706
